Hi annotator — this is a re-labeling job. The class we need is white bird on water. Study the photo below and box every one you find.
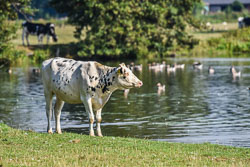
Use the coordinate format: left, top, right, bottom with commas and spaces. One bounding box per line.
157, 83, 165, 95
208, 66, 215, 74
230, 66, 241, 78
193, 62, 203, 70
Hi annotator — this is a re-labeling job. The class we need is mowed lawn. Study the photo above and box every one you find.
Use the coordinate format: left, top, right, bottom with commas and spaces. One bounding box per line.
1, 123, 250, 167
192, 22, 238, 40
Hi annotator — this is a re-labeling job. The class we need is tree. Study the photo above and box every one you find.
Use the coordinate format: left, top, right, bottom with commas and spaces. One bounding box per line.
231, 0, 244, 12
51, 0, 201, 58
0, 0, 32, 54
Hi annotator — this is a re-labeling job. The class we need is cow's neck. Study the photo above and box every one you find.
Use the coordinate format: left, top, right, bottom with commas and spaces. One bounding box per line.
98, 67, 119, 94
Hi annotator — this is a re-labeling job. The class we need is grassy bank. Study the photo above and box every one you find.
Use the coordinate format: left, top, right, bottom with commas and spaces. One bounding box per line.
0, 123, 250, 166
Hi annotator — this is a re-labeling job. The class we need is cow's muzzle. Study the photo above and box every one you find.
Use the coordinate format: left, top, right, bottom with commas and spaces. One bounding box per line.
134, 81, 143, 88
53, 35, 58, 42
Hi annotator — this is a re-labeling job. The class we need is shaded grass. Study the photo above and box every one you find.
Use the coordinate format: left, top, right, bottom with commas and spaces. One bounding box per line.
0, 123, 250, 167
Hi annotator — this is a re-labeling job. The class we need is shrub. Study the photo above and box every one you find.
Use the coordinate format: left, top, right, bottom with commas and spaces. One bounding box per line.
206, 27, 250, 53
231, 0, 244, 12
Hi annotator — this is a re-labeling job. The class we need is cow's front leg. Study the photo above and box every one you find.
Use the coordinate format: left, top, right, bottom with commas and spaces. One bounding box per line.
54, 98, 64, 134
81, 94, 95, 136
96, 109, 103, 137
44, 91, 53, 134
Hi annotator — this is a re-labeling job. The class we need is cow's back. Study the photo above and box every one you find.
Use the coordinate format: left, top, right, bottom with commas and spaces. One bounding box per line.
244, 17, 250, 26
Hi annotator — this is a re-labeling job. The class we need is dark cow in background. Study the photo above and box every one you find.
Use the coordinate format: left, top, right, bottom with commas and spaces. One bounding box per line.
238, 17, 250, 28
22, 21, 58, 46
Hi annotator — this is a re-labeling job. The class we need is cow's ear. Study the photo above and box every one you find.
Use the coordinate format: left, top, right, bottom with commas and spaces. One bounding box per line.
117, 67, 123, 75
119, 63, 126, 67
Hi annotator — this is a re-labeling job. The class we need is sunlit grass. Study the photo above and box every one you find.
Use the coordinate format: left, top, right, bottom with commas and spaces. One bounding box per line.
1, 123, 250, 166
192, 22, 238, 41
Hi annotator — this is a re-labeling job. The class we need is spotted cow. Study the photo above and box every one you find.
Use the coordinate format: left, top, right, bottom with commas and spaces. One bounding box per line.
42, 57, 143, 136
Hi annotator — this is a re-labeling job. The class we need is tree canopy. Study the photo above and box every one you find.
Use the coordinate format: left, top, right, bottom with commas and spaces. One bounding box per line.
231, 0, 244, 12
53, 0, 201, 58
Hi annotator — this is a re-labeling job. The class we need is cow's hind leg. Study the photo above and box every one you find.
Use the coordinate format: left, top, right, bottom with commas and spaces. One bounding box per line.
22, 28, 25, 46
38, 35, 43, 45
45, 91, 53, 134
96, 109, 103, 137
25, 34, 30, 46
54, 97, 64, 134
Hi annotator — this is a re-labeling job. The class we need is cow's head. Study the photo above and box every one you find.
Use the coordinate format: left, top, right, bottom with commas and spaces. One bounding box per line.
46, 23, 58, 42
116, 63, 143, 89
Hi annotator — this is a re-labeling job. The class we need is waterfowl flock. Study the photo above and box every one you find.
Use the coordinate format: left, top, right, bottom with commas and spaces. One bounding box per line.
125, 61, 243, 97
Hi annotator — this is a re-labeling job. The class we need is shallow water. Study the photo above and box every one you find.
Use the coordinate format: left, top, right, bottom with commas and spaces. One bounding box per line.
1, 58, 250, 147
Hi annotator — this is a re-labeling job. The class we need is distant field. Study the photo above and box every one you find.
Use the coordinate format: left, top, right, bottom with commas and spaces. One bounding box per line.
11, 21, 239, 57
13, 23, 77, 46
12, 23, 78, 53
12, 21, 238, 46
192, 22, 238, 40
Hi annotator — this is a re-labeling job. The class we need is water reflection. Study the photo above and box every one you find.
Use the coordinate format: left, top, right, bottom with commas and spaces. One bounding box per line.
0, 58, 250, 147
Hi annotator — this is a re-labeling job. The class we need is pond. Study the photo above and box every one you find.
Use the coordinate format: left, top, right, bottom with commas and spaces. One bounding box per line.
1, 58, 250, 148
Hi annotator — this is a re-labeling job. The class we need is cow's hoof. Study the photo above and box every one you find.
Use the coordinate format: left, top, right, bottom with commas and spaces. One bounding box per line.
48, 129, 53, 134
56, 131, 62, 134
98, 134, 103, 137
90, 132, 95, 137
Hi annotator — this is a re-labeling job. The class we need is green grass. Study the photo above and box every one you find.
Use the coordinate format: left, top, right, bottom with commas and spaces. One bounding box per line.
186, 24, 250, 57
0, 123, 250, 166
